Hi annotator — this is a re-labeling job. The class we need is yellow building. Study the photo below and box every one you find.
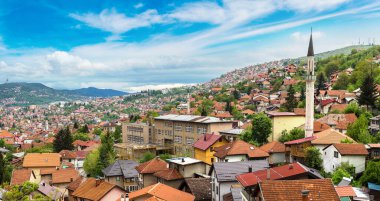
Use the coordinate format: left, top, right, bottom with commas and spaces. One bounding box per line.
266, 112, 305, 142
193, 134, 228, 165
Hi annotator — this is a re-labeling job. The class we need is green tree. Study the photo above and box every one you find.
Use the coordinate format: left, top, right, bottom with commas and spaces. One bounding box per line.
158, 153, 172, 161
284, 85, 297, 112
53, 127, 74, 152
316, 72, 326, 95
78, 124, 89, 133
197, 99, 213, 116
304, 147, 323, 171
346, 114, 374, 143
0, 154, 5, 184
73, 132, 90, 141
113, 125, 122, 143
344, 102, 363, 117
358, 74, 377, 109
95, 131, 115, 176
332, 168, 351, 184
3, 181, 49, 200
93, 128, 103, 135
300, 87, 305, 102
233, 90, 241, 100
279, 128, 305, 143
360, 160, 380, 185
333, 73, 350, 90
73, 121, 79, 129
139, 152, 155, 163
241, 113, 272, 145
83, 149, 99, 177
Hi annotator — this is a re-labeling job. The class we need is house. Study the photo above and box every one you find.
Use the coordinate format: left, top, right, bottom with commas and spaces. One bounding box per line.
51, 168, 80, 197
38, 180, 63, 200
22, 153, 61, 170
236, 162, 323, 201
335, 186, 357, 201
135, 157, 168, 188
59, 150, 83, 170
285, 129, 355, 163
129, 183, 195, 201
210, 160, 268, 201
178, 178, 212, 201
166, 157, 206, 178
66, 176, 84, 201
102, 160, 139, 192
222, 185, 242, 201
193, 134, 229, 165
219, 128, 244, 142
71, 178, 126, 201
153, 168, 184, 189
259, 141, 286, 165
316, 113, 357, 133
369, 115, 380, 134
316, 99, 335, 114
252, 179, 340, 201
366, 144, 380, 159
322, 143, 368, 174
266, 112, 305, 142
10, 169, 40, 185
213, 140, 269, 162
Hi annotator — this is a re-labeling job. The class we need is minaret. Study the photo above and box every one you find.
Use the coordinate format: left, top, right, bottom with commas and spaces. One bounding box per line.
305, 30, 315, 138
187, 93, 191, 115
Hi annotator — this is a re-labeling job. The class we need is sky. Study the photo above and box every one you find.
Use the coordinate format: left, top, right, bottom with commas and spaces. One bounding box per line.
0, 0, 380, 92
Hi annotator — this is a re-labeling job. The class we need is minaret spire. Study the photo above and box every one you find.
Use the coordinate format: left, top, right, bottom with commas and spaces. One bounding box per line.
305, 28, 315, 138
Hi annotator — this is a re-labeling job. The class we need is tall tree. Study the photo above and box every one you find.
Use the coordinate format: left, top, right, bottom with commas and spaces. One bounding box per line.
0, 154, 5, 184
95, 131, 115, 176
241, 113, 272, 145
346, 114, 374, 144
358, 74, 377, 110
53, 127, 74, 152
316, 72, 326, 95
359, 160, 380, 185
197, 99, 213, 116
304, 147, 323, 171
113, 125, 122, 143
78, 124, 89, 133
233, 89, 241, 100
73, 122, 79, 129
284, 85, 297, 112
300, 87, 305, 102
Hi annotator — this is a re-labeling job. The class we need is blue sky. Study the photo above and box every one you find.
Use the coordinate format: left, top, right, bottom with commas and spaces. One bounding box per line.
0, 0, 380, 92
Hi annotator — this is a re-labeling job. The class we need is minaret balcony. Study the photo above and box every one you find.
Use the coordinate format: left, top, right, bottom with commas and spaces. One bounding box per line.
305, 75, 316, 81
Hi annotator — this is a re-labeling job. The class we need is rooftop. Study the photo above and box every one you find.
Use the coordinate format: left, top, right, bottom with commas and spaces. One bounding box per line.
129, 183, 195, 201
212, 160, 269, 182
155, 114, 232, 123
167, 157, 203, 165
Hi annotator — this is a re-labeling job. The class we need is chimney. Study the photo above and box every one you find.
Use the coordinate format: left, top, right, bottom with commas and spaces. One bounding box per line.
181, 158, 185, 163
204, 134, 207, 141
266, 168, 271, 180
289, 164, 294, 169
248, 165, 252, 173
301, 190, 310, 201
95, 178, 104, 187
70, 178, 74, 182
42, 182, 45, 186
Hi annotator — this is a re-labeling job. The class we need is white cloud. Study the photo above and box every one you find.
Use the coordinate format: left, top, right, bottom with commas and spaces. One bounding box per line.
134, 3, 144, 9
169, 2, 226, 24
291, 31, 324, 41
282, 0, 351, 12
69, 8, 168, 35
126, 83, 194, 92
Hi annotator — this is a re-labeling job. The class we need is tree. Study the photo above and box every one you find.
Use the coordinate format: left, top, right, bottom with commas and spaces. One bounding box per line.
346, 114, 374, 144
0, 154, 5, 184
113, 125, 122, 143
241, 113, 272, 145
233, 90, 241, 100
279, 128, 305, 143
358, 74, 377, 109
344, 102, 363, 117
73, 122, 79, 129
332, 168, 351, 184
3, 181, 49, 200
78, 124, 89, 133
333, 73, 350, 90
53, 127, 74, 152
284, 85, 297, 112
225, 101, 232, 114
83, 149, 99, 177
360, 160, 380, 185
316, 72, 326, 95
95, 131, 115, 176
73, 132, 90, 141
300, 87, 305, 102
304, 147, 323, 171
93, 128, 103, 136
139, 152, 155, 163
197, 99, 213, 116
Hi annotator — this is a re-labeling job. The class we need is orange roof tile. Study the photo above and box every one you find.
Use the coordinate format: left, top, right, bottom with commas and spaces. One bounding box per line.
129, 183, 195, 201
23, 153, 61, 168
335, 186, 356, 197
52, 168, 80, 184
312, 129, 355, 145
72, 178, 123, 201
153, 169, 183, 181
0, 130, 13, 138
259, 141, 285, 153
258, 179, 340, 201
136, 157, 168, 174
214, 140, 269, 159
332, 143, 368, 155
10, 169, 32, 185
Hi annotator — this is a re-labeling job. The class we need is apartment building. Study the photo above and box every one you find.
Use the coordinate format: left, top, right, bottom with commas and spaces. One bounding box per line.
122, 122, 153, 144
154, 115, 234, 156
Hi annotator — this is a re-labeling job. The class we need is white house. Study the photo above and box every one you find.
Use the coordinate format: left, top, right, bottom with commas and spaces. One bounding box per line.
322, 143, 368, 174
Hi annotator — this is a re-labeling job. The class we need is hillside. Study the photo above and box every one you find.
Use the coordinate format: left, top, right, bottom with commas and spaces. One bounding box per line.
0, 83, 82, 106
70, 87, 128, 97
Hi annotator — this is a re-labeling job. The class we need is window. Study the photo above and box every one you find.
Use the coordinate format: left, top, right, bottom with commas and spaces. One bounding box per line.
175, 125, 182, 131
216, 186, 219, 195
186, 137, 194, 145
174, 136, 182, 143
374, 151, 380, 157
334, 151, 339, 158
116, 177, 120, 181
197, 127, 207, 134
186, 126, 193, 132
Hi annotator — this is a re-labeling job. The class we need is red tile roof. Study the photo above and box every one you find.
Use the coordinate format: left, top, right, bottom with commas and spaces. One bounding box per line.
52, 168, 80, 184
129, 183, 195, 201
259, 141, 285, 153
153, 168, 183, 181
320, 99, 335, 106
258, 179, 340, 201
335, 186, 356, 197
236, 162, 308, 187
193, 134, 222, 151
284, 136, 317, 145
136, 157, 168, 174
0, 130, 13, 138
72, 178, 124, 201
332, 143, 368, 155
213, 140, 269, 159
10, 169, 32, 185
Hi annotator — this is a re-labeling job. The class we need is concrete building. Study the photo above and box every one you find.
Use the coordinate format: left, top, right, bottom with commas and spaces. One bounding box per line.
154, 115, 234, 156
122, 122, 153, 144
266, 112, 305, 142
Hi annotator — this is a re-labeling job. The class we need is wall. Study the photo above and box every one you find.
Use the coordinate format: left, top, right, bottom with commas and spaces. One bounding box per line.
143, 174, 157, 188
194, 137, 228, 165
106, 176, 124, 189
323, 145, 366, 173
100, 188, 126, 201
269, 153, 286, 164
270, 116, 305, 142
